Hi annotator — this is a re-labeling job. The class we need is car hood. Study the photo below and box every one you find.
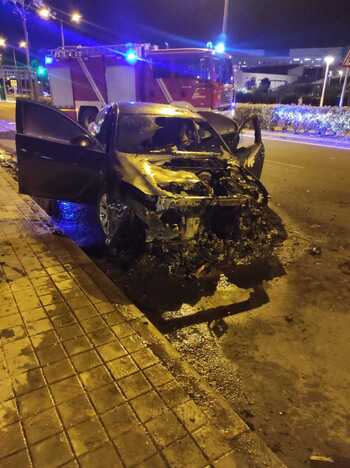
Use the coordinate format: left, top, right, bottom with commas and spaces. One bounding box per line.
115, 151, 227, 197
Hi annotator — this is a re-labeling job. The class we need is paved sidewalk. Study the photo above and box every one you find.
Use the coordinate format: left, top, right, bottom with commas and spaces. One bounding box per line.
0, 163, 285, 466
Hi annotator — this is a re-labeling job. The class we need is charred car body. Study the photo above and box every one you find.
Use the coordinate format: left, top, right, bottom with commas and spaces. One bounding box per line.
16, 100, 280, 272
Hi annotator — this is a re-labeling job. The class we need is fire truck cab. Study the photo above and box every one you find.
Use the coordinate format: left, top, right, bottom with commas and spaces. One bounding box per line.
46, 44, 234, 127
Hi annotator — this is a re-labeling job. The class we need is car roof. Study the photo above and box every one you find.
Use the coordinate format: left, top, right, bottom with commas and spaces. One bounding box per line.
113, 102, 204, 119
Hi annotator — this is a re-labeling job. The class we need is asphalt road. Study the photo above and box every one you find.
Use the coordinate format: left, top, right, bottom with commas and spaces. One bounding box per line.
165, 138, 350, 467
1, 101, 350, 466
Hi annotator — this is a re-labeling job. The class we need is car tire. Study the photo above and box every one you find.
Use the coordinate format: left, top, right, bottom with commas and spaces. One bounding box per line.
97, 192, 145, 252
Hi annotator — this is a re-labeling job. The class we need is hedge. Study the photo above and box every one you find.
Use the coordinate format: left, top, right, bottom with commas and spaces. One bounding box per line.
234, 104, 350, 138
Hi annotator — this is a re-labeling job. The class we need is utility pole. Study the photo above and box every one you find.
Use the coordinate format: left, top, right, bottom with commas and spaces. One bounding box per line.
339, 67, 349, 107
222, 0, 229, 36
21, 12, 35, 98
320, 56, 334, 107
60, 20, 65, 49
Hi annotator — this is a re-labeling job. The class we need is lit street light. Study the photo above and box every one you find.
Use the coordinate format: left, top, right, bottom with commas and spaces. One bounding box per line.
37, 6, 82, 49
320, 55, 334, 107
0, 37, 6, 48
37, 6, 51, 19
71, 12, 82, 24
19, 40, 27, 48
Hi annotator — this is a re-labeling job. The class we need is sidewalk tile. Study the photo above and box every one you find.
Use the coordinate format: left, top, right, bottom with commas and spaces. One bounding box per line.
97, 341, 126, 362
43, 358, 75, 384
162, 435, 208, 468
67, 416, 108, 457
13, 368, 45, 396
78, 442, 123, 468
58, 394, 95, 429
37, 342, 66, 365
132, 348, 160, 369
88, 382, 124, 413
114, 425, 156, 467
146, 410, 187, 448
71, 350, 101, 372
192, 425, 231, 461
0, 399, 19, 427
22, 407, 62, 445
0, 421, 26, 458
30, 432, 73, 467
0, 378, 14, 402
136, 453, 168, 468
63, 336, 92, 356
107, 355, 138, 380
120, 334, 146, 353
88, 327, 115, 346
144, 364, 174, 388
174, 400, 207, 432
131, 390, 168, 423
118, 371, 151, 399
0, 449, 31, 468
18, 386, 53, 418
112, 322, 134, 339
79, 365, 113, 392
101, 403, 138, 438
50, 375, 84, 405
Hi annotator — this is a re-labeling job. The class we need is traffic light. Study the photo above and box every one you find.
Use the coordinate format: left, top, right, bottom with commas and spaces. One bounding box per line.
36, 65, 47, 78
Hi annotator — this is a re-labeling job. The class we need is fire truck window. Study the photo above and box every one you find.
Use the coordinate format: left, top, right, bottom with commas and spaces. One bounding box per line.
214, 58, 233, 84
173, 57, 210, 80
152, 58, 172, 78
22, 104, 83, 143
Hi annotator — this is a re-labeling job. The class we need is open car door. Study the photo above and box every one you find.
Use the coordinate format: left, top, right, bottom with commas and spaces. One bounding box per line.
16, 99, 108, 203
200, 111, 265, 180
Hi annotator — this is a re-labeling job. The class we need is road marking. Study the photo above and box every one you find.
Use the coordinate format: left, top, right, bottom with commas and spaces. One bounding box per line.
266, 160, 304, 169
243, 132, 350, 151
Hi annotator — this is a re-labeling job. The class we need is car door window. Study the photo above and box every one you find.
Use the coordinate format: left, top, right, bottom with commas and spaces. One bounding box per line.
21, 103, 85, 143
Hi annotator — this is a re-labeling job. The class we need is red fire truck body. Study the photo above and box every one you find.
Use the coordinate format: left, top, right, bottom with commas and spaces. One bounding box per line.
46, 44, 234, 125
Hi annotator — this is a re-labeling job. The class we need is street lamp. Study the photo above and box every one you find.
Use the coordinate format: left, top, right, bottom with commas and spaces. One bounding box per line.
71, 12, 82, 24
222, 0, 229, 36
19, 40, 27, 48
0, 37, 6, 48
320, 55, 334, 107
37, 6, 82, 49
37, 6, 51, 20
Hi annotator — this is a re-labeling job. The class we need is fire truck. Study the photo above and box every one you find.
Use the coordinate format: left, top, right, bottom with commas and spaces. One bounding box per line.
45, 43, 234, 127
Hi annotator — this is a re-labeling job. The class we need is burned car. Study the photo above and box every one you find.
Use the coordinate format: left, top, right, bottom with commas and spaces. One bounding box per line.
16, 100, 281, 272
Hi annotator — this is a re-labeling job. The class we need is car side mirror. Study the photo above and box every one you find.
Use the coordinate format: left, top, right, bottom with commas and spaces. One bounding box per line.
70, 134, 93, 148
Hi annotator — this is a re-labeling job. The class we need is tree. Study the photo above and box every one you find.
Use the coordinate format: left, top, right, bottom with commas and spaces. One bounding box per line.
259, 78, 271, 93
245, 77, 256, 90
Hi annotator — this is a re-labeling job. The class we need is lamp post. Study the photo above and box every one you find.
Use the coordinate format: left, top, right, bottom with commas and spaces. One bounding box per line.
222, 0, 229, 36
320, 55, 334, 107
339, 68, 349, 107
38, 6, 82, 49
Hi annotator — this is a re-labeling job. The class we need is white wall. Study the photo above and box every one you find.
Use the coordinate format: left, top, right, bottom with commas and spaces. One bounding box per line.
236, 71, 297, 91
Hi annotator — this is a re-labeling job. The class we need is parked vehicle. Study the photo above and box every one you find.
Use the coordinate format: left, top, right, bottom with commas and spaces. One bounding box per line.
16, 99, 278, 271
46, 44, 234, 128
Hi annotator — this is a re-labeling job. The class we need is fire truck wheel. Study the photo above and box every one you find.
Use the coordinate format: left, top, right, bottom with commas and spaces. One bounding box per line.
79, 107, 98, 129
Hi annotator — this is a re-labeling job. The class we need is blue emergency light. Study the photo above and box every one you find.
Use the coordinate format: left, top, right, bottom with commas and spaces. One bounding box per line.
125, 49, 138, 65
214, 42, 226, 54
45, 55, 53, 65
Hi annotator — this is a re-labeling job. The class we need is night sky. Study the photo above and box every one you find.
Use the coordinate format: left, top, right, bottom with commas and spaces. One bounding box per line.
0, 0, 349, 61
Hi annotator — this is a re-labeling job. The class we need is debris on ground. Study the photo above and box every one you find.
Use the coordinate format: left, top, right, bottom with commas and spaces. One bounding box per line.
309, 245, 322, 256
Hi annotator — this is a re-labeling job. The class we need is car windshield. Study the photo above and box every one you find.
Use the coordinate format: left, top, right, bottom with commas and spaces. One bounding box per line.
116, 114, 225, 155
